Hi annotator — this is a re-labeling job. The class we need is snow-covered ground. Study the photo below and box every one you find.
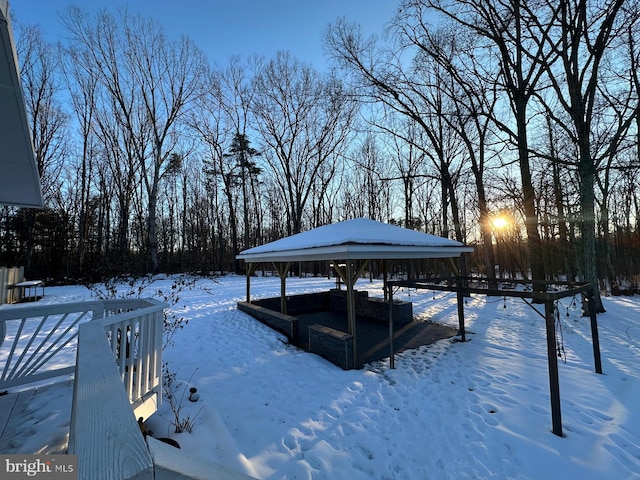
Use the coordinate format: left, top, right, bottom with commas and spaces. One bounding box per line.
2, 274, 640, 479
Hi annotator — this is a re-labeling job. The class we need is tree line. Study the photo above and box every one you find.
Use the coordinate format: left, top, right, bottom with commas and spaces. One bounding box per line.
2, 0, 639, 305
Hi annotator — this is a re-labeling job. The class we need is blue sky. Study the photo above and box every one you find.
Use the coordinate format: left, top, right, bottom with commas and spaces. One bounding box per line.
13, 0, 399, 70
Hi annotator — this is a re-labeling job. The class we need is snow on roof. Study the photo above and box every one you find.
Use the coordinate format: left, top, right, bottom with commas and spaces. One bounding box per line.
237, 218, 474, 262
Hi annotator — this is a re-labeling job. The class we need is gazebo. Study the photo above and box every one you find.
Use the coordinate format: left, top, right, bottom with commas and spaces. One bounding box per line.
236, 218, 474, 367
237, 218, 604, 437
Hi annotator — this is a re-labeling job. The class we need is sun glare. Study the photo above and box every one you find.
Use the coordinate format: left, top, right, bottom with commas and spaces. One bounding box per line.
492, 215, 509, 230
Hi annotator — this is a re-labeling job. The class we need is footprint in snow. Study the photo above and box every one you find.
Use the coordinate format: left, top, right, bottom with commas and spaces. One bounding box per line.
587, 408, 614, 422
282, 434, 298, 453
496, 394, 519, 406
609, 433, 640, 460
602, 441, 640, 476
486, 386, 507, 395
579, 413, 594, 425
562, 422, 585, 436
528, 404, 547, 416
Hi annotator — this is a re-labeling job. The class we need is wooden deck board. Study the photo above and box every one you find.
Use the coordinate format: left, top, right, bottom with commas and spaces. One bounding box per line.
0, 391, 19, 439
0, 382, 73, 454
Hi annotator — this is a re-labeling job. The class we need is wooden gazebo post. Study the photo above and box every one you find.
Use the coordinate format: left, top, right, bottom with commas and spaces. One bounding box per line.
332, 259, 369, 368
444, 257, 467, 342
273, 262, 291, 314
245, 262, 258, 303
388, 283, 395, 369
346, 262, 357, 364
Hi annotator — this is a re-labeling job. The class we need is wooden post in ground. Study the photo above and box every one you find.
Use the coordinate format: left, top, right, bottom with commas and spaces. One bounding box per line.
587, 290, 603, 374
456, 276, 466, 342
388, 284, 395, 369
544, 299, 563, 436
246, 270, 251, 303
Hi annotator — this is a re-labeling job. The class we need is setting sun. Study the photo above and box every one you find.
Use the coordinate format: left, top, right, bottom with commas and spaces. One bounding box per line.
492, 215, 509, 230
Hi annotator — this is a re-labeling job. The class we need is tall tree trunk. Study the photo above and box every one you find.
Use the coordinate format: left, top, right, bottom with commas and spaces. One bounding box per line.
23, 210, 36, 273
578, 134, 603, 310
516, 104, 546, 291
147, 178, 159, 273
223, 175, 240, 273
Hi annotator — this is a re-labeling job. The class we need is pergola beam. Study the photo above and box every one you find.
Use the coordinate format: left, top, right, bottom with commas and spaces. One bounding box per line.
387, 276, 601, 437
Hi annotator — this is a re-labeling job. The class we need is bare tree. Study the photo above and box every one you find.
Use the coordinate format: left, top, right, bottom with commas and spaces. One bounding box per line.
343, 133, 395, 222
60, 38, 100, 274
412, 26, 500, 276
189, 70, 239, 272
252, 52, 357, 235
384, 117, 431, 229
122, 12, 207, 273
539, 109, 579, 279
62, 6, 207, 273
536, 0, 638, 310
421, 0, 563, 291
16, 24, 68, 271
326, 14, 483, 282
17, 25, 67, 202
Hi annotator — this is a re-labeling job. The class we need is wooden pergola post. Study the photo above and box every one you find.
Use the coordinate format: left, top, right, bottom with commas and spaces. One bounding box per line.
346, 262, 357, 364
587, 289, 603, 374
379, 259, 390, 301
456, 280, 466, 342
246, 268, 250, 303
544, 298, 563, 436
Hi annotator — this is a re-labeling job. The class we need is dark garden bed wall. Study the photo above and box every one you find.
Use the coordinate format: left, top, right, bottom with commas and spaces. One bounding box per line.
308, 324, 355, 370
237, 289, 413, 369
327, 289, 413, 326
237, 301, 299, 341
261, 289, 411, 321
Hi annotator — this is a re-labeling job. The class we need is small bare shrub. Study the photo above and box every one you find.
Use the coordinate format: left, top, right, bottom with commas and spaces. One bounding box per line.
162, 362, 203, 433
87, 273, 196, 349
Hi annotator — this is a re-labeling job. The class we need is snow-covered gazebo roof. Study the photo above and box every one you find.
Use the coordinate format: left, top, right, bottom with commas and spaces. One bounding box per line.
236, 218, 474, 263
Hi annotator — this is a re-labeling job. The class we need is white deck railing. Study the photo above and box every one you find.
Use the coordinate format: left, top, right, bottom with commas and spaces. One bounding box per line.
68, 305, 258, 479
0, 298, 166, 419
0, 300, 103, 389
68, 319, 155, 479
96, 298, 166, 417
1, 297, 257, 479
